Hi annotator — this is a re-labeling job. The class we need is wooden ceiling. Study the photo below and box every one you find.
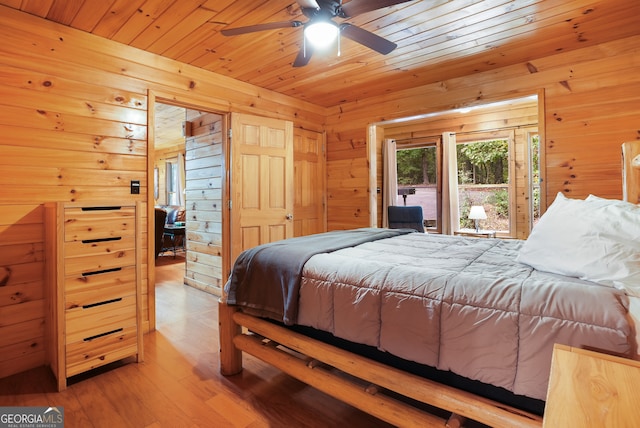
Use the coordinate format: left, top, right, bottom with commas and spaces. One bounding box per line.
2, 0, 639, 108
154, 103, 185, 151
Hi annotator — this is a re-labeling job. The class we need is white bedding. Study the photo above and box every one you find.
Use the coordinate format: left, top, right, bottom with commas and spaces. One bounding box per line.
517, 193, 640, 297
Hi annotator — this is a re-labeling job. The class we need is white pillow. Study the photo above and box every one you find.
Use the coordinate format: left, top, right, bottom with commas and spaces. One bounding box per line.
517, 193, 640, 296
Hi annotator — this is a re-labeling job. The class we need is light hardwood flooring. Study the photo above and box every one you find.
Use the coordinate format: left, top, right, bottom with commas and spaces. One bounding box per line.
0, 261, 393, 427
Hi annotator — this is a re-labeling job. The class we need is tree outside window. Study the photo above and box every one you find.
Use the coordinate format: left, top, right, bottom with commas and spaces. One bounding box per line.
457, 139, 510, 232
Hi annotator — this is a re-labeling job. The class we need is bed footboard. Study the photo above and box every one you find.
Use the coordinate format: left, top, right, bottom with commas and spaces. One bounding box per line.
218, 299, 242, 376
218, 300, 543, 428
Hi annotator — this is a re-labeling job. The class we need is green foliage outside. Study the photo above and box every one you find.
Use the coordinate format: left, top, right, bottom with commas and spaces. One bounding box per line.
397, 140, 511, 186
397, 147, 437, 185
487, 189, 509, 218
459, 194, 474, 229
396, 135, 541, 232
457, 140, 509, 184
530, 135, 541, 221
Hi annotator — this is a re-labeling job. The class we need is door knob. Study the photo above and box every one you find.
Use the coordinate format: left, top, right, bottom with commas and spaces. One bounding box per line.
285, 213, 293, 220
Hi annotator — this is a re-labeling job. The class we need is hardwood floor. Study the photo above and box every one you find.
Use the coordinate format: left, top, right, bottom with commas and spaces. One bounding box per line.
0, 262, 393, 427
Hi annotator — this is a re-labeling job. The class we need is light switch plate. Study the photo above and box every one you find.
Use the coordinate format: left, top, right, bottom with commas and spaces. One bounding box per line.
130, 180, 140, 194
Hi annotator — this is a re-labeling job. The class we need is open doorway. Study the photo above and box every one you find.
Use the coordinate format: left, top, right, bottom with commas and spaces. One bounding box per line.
153, 102, 226, 288
154, 103, 187, 267
154, 102, 225, 286
148, 92, 228, 333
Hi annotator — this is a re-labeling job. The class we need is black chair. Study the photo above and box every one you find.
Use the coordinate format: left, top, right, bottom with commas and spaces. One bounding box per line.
154, 208, 167, 258
388, 205, 425, 232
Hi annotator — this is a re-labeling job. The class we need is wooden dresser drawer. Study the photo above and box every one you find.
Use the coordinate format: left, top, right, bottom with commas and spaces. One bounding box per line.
64, 206, 136, 242
66, 324, 138, 377
65, 294, 137, 345
64, 266, 136, 310
63, 236, 136, 276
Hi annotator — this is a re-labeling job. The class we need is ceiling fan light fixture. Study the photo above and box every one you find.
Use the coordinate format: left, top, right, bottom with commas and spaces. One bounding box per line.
304, 21, 339, 49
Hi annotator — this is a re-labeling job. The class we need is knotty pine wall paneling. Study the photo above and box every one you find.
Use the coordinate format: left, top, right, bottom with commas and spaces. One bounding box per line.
184, 110, 224, 296
0, 6, 324, 379
0, 205, 45, 378
324, 34, 640, 231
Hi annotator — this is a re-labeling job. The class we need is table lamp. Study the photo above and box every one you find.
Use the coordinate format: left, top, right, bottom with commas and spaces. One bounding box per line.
468, 205, 487, 232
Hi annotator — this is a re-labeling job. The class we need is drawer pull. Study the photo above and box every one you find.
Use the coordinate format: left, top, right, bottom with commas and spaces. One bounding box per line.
83, 328, 123, 342
81, 236, 122, 244
82, 297, 122, 309
82, 267, 122, 277
81, 206, 122, 211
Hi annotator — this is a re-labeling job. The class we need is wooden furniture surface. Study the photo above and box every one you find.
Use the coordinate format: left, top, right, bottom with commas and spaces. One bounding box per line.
622, 141, 640, 204
218, 300, 543, 428
454, 229, 497, 238
543, 344, 640, 428
46, 202, 142, 391
162, 225, 185, 258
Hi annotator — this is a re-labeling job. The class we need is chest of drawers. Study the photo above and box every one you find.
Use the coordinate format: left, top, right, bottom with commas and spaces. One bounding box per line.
46, 203, 142, 391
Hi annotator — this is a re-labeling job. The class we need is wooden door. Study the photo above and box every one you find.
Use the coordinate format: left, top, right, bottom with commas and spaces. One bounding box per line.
230, 113, 293, 263
293, 128, 326, 236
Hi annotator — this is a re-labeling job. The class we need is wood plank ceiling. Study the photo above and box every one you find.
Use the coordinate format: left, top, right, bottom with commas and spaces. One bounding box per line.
2, 0, 639, 108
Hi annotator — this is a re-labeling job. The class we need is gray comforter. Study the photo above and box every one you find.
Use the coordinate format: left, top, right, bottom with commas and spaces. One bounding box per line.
225, 228, 415, 324
227, 231, 634, 401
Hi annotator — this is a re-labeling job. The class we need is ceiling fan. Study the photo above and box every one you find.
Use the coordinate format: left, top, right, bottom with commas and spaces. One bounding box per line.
221, 0, 414, 67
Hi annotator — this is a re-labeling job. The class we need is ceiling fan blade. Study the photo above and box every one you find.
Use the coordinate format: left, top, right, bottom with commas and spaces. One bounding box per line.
292, 44, 314, 67
341, 0, 415, 18
221, 20, 302, 36
339, 23, 397, 55
296, 0, 320, 10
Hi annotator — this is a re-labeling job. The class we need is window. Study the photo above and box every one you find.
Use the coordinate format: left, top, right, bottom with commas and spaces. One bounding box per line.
387, 94, 539, 238
530, 133, 541, 227
396, 145, 438, 230
154, 167, 159, 201
456, 138, 511, 234
166, 159, 179, 205
396, 135, 520, 236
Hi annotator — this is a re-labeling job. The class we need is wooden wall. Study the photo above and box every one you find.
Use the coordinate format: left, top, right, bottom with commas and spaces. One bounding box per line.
184, 111, 224, 296
325, 34, 640, 231
0, 205, 45, 378
0, 6, 324, 378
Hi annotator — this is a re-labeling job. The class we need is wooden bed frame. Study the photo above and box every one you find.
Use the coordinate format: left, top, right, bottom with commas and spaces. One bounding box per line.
218, 300, 543, 428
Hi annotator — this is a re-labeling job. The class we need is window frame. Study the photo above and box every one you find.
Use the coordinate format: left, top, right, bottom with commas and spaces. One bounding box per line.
375, 93, 542, 238
396, 130, 523, 238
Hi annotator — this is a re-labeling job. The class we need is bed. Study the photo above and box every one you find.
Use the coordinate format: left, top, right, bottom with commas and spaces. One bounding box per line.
219, 194, 639, 427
